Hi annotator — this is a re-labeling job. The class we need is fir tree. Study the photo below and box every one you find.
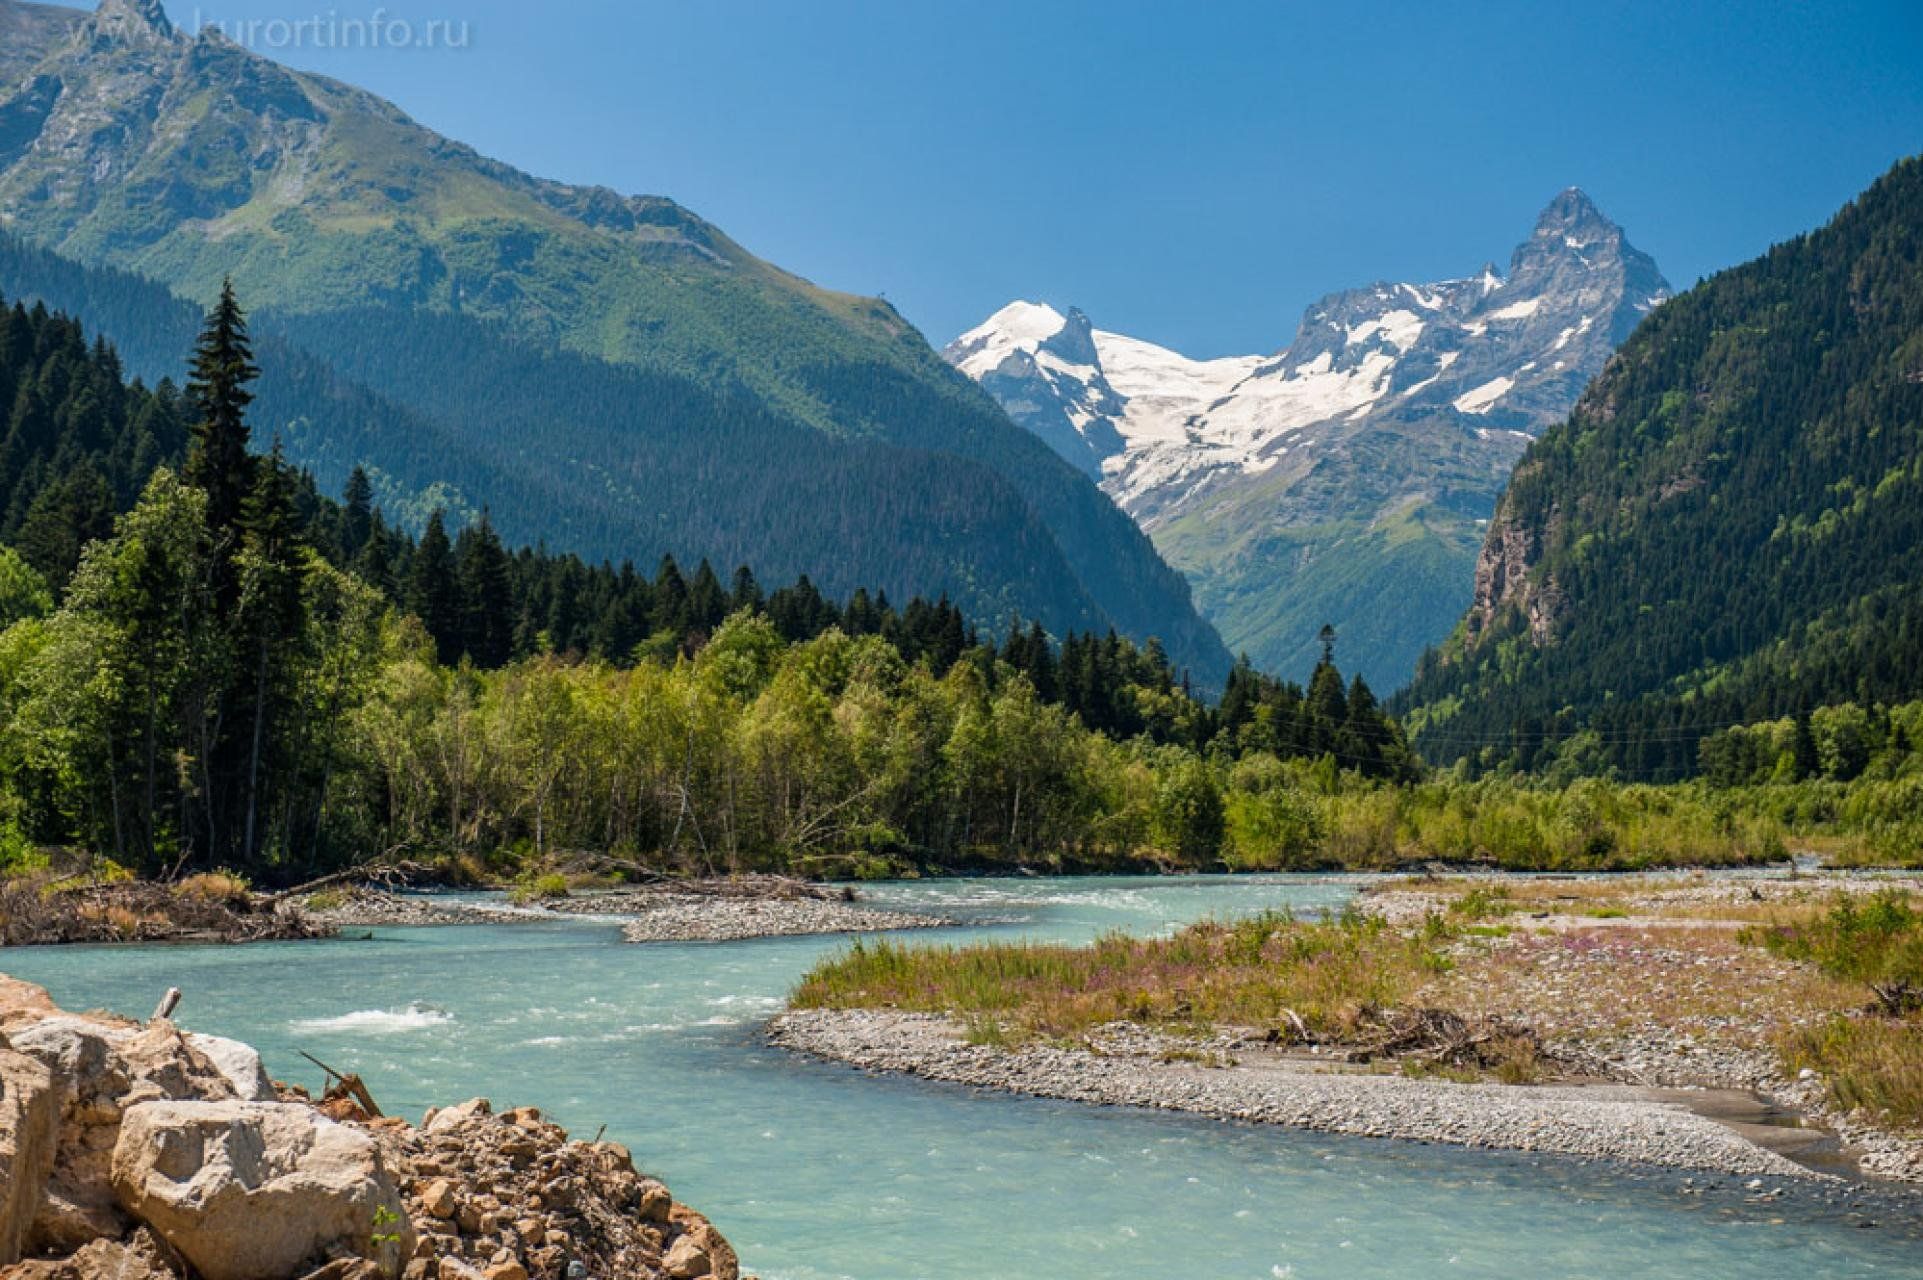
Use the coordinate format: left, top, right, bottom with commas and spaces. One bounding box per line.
183, 281, 259, 547
408, 511, 463, 665
340, 466, 374, 560
232, 442, 308, 862
456, 511, 516, 667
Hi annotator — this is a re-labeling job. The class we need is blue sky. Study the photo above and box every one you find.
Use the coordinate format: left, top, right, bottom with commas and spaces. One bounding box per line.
162, 0, 1923, 357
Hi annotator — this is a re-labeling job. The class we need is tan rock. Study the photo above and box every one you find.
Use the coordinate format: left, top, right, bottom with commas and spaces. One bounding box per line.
635, 1180, 673, 1224
0, 1041, 60, 1265
0, 1226, 179, 1280
0, 976, 56, 1028
663, 1234, 711, 1280
423, 1099, 491, 1135
8, 1017, 235, 1253
296, 1261, 386, 1280
419, 1179, 457, 1219
480, 1263, 526, 1280
181, 1035, 274, 1103
669, 1209, 738, 1280
109, 1100, 414, 1280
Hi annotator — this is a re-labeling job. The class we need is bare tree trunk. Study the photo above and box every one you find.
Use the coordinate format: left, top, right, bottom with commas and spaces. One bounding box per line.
243, 638, 270, 863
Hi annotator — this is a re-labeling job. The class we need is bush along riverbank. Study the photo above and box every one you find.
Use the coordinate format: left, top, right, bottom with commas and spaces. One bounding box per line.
0, 974, 749, 1280
0, 859, 951, 948
779, 873, 1923, 1185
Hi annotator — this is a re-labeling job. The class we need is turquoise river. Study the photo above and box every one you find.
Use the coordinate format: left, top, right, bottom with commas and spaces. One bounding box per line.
5, 875, 1920, 1278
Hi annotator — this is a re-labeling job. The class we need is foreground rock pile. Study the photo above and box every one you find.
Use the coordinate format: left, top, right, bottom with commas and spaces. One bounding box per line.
388, 1098, 740, 1280
0, 975, 746, 1280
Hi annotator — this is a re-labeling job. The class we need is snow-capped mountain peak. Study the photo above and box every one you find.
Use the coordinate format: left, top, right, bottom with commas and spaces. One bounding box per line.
945, 190, 1669, 526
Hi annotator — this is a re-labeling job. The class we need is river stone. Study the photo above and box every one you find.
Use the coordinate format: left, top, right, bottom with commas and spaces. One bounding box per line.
110, 1100, 414, 1280
0, 1039, 60, 1264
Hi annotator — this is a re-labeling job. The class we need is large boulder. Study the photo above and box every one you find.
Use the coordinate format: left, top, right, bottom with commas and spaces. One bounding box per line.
110, 1100, 413, 1280
1, 1038, 61, 1264
7, 1018, 237, 1252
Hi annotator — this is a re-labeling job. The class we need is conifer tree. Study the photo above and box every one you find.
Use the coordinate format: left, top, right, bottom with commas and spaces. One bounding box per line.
730, 565, 762, 614
233, 442, 308, 861
183, 281, 259, 547
456, 511, 516, 667
340, 466, 374, 560
408, 511, 463, 664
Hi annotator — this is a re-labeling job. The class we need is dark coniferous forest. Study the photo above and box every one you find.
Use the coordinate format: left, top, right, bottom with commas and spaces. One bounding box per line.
1397, 157, 1923, 779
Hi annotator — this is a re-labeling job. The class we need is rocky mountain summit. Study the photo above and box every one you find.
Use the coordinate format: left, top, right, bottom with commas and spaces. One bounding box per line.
948, 192, 1668, 686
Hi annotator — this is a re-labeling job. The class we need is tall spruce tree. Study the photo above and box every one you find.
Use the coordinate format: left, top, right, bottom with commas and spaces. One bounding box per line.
408, 510, 463, 665
340, 466, 374, 560
455, 511, 516, 667
183, 281, 259, 550
232, 442, 309, 862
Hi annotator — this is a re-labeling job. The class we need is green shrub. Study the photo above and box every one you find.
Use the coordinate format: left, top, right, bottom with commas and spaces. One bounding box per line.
1749, 891, 1923, 1014
509, 872, 571, 903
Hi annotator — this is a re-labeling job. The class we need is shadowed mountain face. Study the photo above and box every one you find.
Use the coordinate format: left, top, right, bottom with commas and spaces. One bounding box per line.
949, 192, 1668, 687
0, 0, 1231, 679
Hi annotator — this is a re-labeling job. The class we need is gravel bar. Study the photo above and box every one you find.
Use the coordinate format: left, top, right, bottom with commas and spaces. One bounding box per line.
770, 1009, 1820, 1179
619, 896, 947, 943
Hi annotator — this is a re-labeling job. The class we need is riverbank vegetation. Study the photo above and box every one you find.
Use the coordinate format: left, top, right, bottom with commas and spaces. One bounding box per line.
1747, 892, 1923, 1129
795, 879, 1923, 1156
790, 909, 1486, 1054
0, 291, 1918, 889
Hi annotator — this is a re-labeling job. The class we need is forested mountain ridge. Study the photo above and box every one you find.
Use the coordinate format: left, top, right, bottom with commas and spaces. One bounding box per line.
0, 0, 1230, 679
1395, 156, 1923, 779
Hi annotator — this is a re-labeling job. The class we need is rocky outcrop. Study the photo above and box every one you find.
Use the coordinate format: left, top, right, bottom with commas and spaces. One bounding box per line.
1467, 491, 1564, 647
399, 1100, 741, 1280
6, 1015, 240, 1251
0, 974, 750, 1280
111, 1102, 413, 1280
0, 1039, 59, 1264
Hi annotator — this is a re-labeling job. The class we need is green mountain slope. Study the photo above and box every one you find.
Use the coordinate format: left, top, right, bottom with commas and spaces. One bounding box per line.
1153, 418, 1528, 687
1395, 156, 1923, 779
0, 0, 1229, 677
0, 232, 1122, 634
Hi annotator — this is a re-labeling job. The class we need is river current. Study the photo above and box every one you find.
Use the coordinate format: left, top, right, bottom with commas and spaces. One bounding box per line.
6, 874, 1919, 1278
